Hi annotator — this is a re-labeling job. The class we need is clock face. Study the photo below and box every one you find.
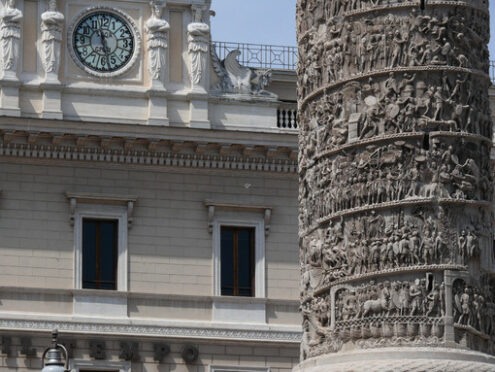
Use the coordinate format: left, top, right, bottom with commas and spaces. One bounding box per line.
72, 11, 135, 74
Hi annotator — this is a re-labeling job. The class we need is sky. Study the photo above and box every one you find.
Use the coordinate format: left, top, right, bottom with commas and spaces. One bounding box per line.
212, 0, 495, 59
211, 0, 297, 46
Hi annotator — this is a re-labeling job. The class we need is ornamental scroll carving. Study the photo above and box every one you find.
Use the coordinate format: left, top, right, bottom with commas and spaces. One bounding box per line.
41, 0, 64, 79
145, 1, 169, 84
297, 0, 493, 362
0, 0, 22, 78
187, 4, 209, 87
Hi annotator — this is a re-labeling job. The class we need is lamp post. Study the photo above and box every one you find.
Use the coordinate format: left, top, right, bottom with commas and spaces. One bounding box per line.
41, 329, 70, 372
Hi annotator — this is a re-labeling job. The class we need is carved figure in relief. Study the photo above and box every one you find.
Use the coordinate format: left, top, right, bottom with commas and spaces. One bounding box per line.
298, 0, 494, 361
0, 0, 22, 76
334, 277, 445, 323
187, 4, 209, 86
145, 1, 170, 83
298, 6, 490, 96
41, 0, 64, 77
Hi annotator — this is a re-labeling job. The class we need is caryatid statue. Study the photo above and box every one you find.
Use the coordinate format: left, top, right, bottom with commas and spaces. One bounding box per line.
187, 3, 209, 88
296, 0, 495, 371
41, 0, 64, 80
0, 0, 22, 79
145, 1, 169, 86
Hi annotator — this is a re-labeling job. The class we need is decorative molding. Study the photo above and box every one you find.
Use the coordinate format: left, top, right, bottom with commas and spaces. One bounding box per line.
204, 200, 273, 236
0, 318, 302, 343
65, 192, 137, 227
0, 137, 297, 174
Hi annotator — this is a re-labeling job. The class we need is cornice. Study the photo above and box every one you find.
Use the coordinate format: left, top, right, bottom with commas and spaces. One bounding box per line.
0, 316, 302, 344
0, 126, 298, 173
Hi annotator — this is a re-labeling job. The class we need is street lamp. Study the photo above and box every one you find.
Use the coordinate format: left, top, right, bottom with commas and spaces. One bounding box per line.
41, 329, 70, 372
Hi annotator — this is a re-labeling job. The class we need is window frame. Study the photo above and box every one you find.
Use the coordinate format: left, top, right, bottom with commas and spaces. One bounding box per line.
74, 204, 128, 292
210, 366, 270, 372
70, 359, 130, 372
220, 226, 255, 297
213, 217, 265, 298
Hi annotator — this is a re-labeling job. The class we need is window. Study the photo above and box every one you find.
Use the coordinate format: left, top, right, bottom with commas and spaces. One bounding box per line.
221, 227, 255, 296
68, 192, 134, 292
71, 359, 129, 372
82, 219, 118, 290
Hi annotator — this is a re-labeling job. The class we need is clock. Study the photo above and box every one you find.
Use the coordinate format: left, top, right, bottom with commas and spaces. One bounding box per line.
69, 7, 141, 77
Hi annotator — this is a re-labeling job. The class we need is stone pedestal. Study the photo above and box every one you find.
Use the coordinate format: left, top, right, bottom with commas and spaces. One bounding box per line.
41, 81, 63, 120
188, 91, 210, 129
147, 85, 169, 126
296, 0, 495, 370
0, 78, 21, 117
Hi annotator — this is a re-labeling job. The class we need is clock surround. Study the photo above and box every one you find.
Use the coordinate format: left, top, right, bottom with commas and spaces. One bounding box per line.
68, 6, 141, 78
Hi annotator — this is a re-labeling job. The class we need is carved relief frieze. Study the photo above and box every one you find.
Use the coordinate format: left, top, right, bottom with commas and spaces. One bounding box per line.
297, 0, 493, 363
297, 3, 489, 99
298, 71, 492, 160
299, 136, 493, 232
301, 272, 448, 360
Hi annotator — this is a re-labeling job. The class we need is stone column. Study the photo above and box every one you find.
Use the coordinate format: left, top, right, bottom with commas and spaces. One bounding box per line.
296, 1, 495, 371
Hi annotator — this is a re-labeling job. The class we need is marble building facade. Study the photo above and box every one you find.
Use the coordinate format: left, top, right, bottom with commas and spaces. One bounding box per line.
0, 0, 301, 371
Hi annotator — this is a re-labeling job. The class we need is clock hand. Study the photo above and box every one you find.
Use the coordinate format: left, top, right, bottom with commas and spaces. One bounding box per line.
98, 19, 111, 70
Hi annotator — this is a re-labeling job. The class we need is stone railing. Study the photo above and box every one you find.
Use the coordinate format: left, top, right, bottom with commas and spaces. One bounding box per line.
277, 102, 298, 130
491, 60, 495, 83
213, 41, 297, 70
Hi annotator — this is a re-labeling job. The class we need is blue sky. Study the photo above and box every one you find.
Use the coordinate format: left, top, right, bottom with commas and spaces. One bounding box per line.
211, 0, 297, 46
212, 0, 495, 59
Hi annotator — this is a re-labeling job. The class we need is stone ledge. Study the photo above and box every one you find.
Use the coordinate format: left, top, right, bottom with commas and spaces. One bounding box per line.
0, 315, 302, 343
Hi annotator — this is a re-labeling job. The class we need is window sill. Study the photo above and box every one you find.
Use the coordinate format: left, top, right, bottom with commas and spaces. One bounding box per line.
73, 294, 128, 318
212, 298, 266, 325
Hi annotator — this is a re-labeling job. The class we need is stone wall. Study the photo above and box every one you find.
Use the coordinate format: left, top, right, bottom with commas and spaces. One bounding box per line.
0, 157, 299, 300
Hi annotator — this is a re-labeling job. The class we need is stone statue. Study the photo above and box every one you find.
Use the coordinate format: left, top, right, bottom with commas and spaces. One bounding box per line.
145, 1, 170, 84
210, 48, 276, 98
296, 0, 495, 370
187, 4, 209, 87
41, 0, 64, 79
0, 0, 22, 78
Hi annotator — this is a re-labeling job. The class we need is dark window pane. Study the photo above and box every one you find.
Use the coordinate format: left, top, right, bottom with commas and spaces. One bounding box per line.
221, 227, 254, 297
82, 219, 117, 290
237, 230, 252, 291
221, 229, 234, 295
100, 221, 116, 284
82, 220, 97, 288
